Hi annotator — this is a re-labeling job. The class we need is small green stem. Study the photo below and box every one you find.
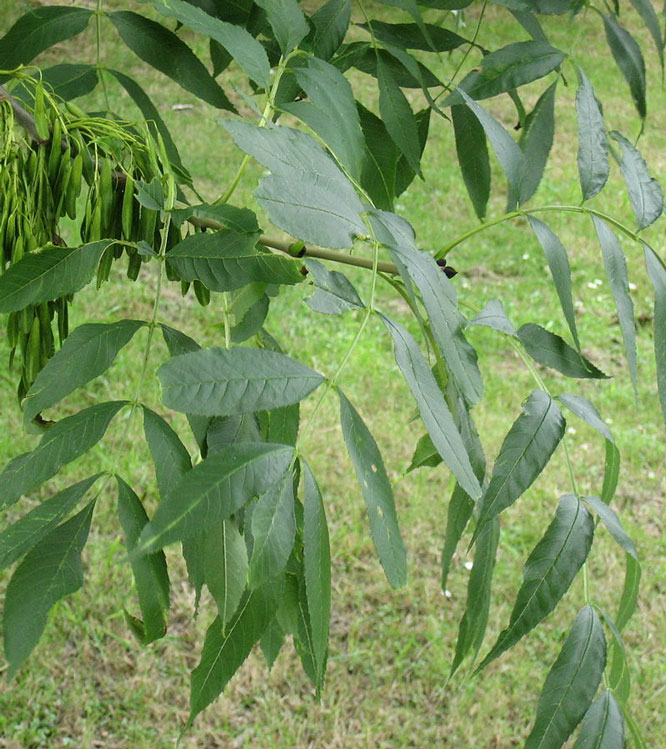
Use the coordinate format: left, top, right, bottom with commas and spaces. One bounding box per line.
95, 0, 111, 112
222, 293, 231, 349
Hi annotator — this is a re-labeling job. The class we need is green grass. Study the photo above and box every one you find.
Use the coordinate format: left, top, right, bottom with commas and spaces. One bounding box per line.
1, 1, 665, 746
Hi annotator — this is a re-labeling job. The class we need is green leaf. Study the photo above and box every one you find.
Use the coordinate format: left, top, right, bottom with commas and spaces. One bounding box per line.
446, 42, 563, 104
0, 6, 93, 71
450, 517, 499, 675
528, 217, 579, 348
379, 314, 482, 499
116, 477, 169, 644
456, 90, 526, 195
377, 54, 423, 176
602, 14, 646, 119
644, 244, 666, 426
303, 464, 331, 684
452, 103, 491, 220
616, 553, 641, 632
575, 68, 609, 201
469, 299, 517, 337
0, 402, 127, 511
373, 211, 483, 405
0, 241, 112, 313
477, 495, 594, 672
109, 11, 233, 110
573, 690, 625, 749
188, 586, 277, 726
600, 609, 630, 703
170, 203, 259, 234
311, 0, 351, 60
474, 390, 565, 539
515, 81, 557, 205
583, 495, 637, 559
203, 519, 248, 626
0, 475, 101, 573
360, 21, 467, 51
167, 230, 303, 291
407, 432, 442, 472
591, 216, 637, 394
158, 347, 324, 417
628, 0, 663, 71
23, 320, 144, 424
108, 69, 185, 173
284, 57, 365, 181
255, 0, 308, 54
610, 131, 663, 230
134, 443, 294, 555
517, 323, 607, 379
357, 103, 398, 210
304, 259, 364, 315
339, 44, 441, 89
147, 0, 270, 89
602, 439, 621, 506
142, 407, 191, 500
338, 389, 407, 588
556, 393, 614, 443
249, 475, 296, 588
260, 616, 285, 669
3, 501, 95, 677
41, 63, 98, 101
441, 484, 474, 591
525, 605, 606, 748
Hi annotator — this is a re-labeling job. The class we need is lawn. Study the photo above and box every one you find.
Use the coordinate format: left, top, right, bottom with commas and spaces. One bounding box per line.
0, 1, 664, 746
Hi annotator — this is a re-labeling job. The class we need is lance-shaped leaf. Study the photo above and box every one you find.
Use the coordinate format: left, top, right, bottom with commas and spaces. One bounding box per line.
575, 67, 609, 201
583, 496, 637, 559
379, 314, 482, 500
142, 407, 191, 500
158, 347, 324, 417
303, 464, 331, 683
592, 216, 637, 393
599, 609, 630, 703
456, 90, 526, 196
204, 519, 248, 626
0, 475, 101, 573
108, 69, 184, 172
360, 21, 467, 51
373, 211, 483, 404
249, 476, 296, 589
38, 63, 98, 101
628, 0, 663, 70
170, 203, 259, 234
23, 320, 144, 424
616, 553, 641, 633
109, 11, 233, 110
611, 131, 663, 230
452, 104, 490, 220
513, 81, 557, 205
574, 690, 625, 749
147, 0, 270, 89
260, 617, 285, 670
167, 230, 302, 291
0, 241, 112, 313
469, 299, 518, 337
474, 390, 565, 540
446, 41, 563, 105
525, 605, 606, 748
644, 244, 666, 426
450, 517, 499, 675
3, 501, 95, 677
0, 401, 127, 511
528, 217, 579, 348
556, 393, 614, 443
134, 443, 293, 555
339, 389, 407, 588
0, 6, 93, 71
517, 323, 607, 379
284, 57, 365, 181
441, 484, 474, 591
407, 432, 442, 472
188, 586, 277, 726
312, 0, 350, 59
116, 477, 169, 644
477, 495, 594, 671
377, 54, 423, 176
304, 258, 364, 315
603, 14, 646, 120
256, 0, 308, 54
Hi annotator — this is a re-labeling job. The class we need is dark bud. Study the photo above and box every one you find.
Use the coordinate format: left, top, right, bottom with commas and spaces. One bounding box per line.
436, 258, 457, 278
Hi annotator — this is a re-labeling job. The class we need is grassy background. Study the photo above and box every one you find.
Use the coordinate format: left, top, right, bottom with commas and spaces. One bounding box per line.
1, 1, 665, 746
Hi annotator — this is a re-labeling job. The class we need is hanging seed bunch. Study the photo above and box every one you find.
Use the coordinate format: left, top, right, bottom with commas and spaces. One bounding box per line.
0, 77, 196, 402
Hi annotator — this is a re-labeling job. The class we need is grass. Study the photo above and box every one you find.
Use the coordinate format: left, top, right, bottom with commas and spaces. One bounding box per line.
1, 1, 665, 746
